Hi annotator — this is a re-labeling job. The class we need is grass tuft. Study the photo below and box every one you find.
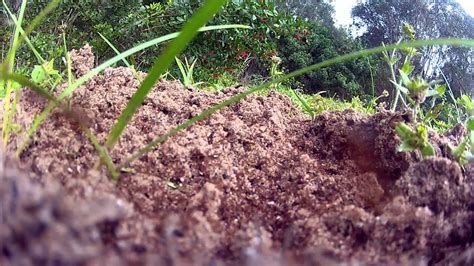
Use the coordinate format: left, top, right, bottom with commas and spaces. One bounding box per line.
104, 0, 228, 150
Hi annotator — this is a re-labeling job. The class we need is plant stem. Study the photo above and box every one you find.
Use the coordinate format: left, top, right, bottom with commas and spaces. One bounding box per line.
389, 60, 400, 111
2, 0, 27, 147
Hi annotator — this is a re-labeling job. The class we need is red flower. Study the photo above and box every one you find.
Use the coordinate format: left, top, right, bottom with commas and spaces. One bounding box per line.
212, 73, 221, 78
236, 50, 250, 60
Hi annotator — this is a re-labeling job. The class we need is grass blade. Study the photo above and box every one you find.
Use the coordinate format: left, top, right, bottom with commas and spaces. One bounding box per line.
118, 38, 474, 169
63, 33, 73, 86
98, 32, 133, 69
2, 0, 27, 146
18, 24, 250, 153
0, 71, 116, 172
19, 0, 61, 47
60, 24, 248, 101
2, 0, 60, 146
3, 2, 45, 63
292, 90, 315, 118
175, 57, 188, 85
105, 0, 228, 149
98, 32, 141, 80
85, 128, 118, 179
5, 2, 63, 91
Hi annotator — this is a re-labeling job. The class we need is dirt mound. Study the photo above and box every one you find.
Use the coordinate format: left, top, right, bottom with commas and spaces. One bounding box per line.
1, 46, 473, 265
0, 151, 130, 265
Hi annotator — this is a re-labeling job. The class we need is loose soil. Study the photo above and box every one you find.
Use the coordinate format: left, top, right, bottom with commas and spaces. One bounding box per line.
1, 46, 473, 265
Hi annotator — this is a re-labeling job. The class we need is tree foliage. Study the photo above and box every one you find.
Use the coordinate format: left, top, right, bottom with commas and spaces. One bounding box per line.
275, 0, 335, 28
352, 0, 474, 96
0, 0, 371, 97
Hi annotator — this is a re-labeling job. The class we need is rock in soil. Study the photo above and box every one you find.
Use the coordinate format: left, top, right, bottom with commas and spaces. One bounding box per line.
1, 46, 473, 265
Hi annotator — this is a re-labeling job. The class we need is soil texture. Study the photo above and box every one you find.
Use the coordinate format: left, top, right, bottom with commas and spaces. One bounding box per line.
1, 46, 473, 265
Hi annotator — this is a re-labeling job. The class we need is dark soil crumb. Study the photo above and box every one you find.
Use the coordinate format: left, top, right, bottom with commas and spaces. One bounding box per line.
1, 46, 472, 265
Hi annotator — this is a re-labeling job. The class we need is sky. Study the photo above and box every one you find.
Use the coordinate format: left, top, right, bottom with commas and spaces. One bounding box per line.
333, 0, 474, 27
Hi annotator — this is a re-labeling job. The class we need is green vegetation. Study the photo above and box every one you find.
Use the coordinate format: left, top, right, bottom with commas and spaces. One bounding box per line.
1, 0, 474, 179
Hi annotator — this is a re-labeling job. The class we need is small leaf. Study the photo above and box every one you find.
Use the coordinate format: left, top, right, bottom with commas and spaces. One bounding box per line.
398, 70, 411, 87
453, 137, 469, 159
401, 61, 414, 75
390, 80, 408, 94
421, 142, 435, 157
11, 123, 22, 134
461, 95, 473, 110
31, 65, 48, 84
395, 122, 413, 139
13, 80, 21, 90
416, 124, 428, 139
467, 117, 474, 131
426, 89, 438, 97
398, 141, 415, 152
435, 85, 446, 96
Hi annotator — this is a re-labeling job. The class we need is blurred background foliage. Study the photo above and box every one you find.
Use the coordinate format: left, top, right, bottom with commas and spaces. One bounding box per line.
0, 0, 472, 100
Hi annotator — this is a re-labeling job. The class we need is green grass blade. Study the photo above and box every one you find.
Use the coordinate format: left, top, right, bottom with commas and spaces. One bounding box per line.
105, 0, 228, 149
98, 32, 133, 69
63, 33, 73, 86
84, 128, 118, 179
118, 38, 474, 169
98, 32, 141, 80
189, 59, 198, 85
175, 57, 188, 85
2, 0, 27, 145
437, 66, 459, 120
0, 71, 61, 103
292, 90, 315, 118
59, 24, 248, 101
12, 0, 60, 51
3, 2, 45, 63
2, 0, 60, 146
0, 71, 115, 173
19, 24, 250, 151
366, 57, 376, 110
5, 2, 63, 91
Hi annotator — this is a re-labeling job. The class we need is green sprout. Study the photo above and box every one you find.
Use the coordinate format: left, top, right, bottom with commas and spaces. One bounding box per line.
175, 56, 203, 87
451, 96, 474, 165
402, 22, 416, 40
270, 55, 284, 90
30, 59, 61, 88
395, 122, 435, 158
397, 71, 442, 104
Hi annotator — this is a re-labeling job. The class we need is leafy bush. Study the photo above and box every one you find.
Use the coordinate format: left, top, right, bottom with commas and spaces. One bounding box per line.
277, 23, 375, 96
3, 0, 373, 98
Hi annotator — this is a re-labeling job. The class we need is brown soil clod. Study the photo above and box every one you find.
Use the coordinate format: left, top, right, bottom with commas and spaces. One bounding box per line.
1, 46, 473, 265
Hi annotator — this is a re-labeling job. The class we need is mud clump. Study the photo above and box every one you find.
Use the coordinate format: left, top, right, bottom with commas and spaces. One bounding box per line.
397, 158, 468, 215
0, 151, 130, 265
1, 46, 473, 265
69, 44, 95, 77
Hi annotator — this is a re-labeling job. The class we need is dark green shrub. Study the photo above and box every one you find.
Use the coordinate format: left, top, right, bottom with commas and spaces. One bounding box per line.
1, 0, 373, 98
